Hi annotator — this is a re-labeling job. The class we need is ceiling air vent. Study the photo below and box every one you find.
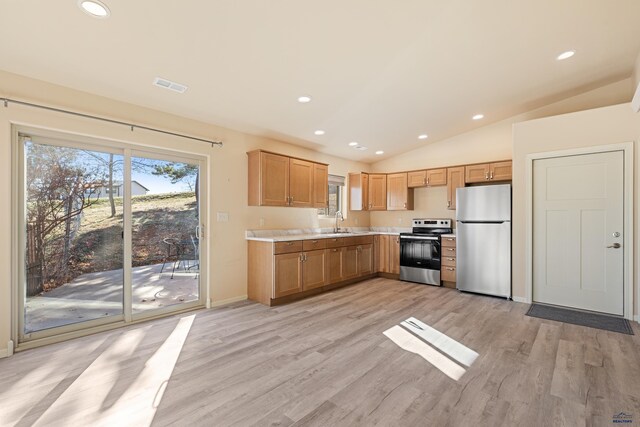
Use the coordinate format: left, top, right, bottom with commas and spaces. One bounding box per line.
153, 77, 188, 94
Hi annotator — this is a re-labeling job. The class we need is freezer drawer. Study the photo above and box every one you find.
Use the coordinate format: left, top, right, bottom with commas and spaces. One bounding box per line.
456, 184, 511, 222
456, 221, 511, 298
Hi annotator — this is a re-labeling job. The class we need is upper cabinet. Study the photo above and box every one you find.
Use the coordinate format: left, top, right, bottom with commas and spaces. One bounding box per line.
368, 174, 387, 211
387, 173, 414, 211
247, 150, 328, 207
349, 173, 387, 211
446, 167, 465, 210
407, 168, 447, 188
465, 161, 512, 184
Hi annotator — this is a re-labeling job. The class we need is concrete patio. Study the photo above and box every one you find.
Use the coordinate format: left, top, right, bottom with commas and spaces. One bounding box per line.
25, 262, 199, 333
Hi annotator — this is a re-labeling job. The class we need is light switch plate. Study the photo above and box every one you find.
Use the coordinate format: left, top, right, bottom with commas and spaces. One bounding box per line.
217, 211, 229, 222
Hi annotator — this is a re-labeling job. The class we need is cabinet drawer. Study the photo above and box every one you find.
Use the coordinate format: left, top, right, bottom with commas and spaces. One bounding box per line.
326, 237, 348, 248
353, 235, 374, 246
274, 240, 303, 254
442, 256, 456, 267
441, 237, 456, 247
442, 247, 456, 256
303, 239, 327, 251
442, 266, 456, 282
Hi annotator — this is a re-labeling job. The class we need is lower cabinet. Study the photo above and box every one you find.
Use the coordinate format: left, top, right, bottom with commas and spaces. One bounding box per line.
376, 235, 400, 275
274, 252, 303, 298
248, 236, 376, 306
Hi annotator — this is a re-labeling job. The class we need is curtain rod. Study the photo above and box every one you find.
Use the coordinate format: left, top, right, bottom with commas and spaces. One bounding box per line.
1, 97, 223, 148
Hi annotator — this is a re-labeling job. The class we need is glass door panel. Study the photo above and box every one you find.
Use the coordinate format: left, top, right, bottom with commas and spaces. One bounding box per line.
130, 155, 200, 314
23, 139, 124, 334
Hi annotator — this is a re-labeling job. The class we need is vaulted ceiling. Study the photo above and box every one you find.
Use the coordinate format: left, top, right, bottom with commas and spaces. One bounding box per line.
1, 0, 640, 161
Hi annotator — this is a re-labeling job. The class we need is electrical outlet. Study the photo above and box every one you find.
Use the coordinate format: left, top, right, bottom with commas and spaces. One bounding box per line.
217, 212, 229, 222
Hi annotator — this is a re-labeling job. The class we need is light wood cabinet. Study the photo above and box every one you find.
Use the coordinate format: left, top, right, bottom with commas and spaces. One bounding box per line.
376, 234, 390, 273
274, 252, 303, 298
248, 235, 380, 306
389, 235, 400, 275
349, 173, 387, 211
247, 150, 328, 208
368, 174, 387, 211
358, 244, 374, 276
289, 158, 314, 207
313, 163, 328, 208
407, 170, 427, 187
426, 168, 447, 186
343, 245, 359, 280
465, 161, 512, 183
441, 236, 456, 285
349, 173, 369, 211
387, 173, 414, 211
447, 167, 465, 210
302, 249, 326, 290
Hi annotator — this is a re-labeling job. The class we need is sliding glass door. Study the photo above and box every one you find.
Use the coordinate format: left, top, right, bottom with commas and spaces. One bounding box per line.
18, 133, 206, 343
130, 152, 201, 316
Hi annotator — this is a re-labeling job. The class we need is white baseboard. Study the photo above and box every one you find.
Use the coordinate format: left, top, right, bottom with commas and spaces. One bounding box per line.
210, 295, 248, 308
634, 314, 639, 323
0, 340, 14, 358
512, 296, 529, 304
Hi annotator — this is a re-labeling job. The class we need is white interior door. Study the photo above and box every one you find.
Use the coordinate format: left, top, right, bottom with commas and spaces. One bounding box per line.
532, 151, 624, 315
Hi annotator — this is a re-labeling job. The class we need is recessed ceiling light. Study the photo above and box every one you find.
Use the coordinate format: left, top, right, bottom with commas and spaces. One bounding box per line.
418, 134, 428, 140
375, 150, 384, 155
297, 96, 312, 103
472, 114, 484, 120
348, 142, 358, 146
314, 130, 325, 136
78, 0, 110, 18
556, 50, 575, 61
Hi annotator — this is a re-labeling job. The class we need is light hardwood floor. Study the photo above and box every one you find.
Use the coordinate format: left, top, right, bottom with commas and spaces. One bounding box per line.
1, 278, 639, 426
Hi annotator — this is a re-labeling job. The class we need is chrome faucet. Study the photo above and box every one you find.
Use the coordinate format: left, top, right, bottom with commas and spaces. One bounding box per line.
334, 211, 344, 233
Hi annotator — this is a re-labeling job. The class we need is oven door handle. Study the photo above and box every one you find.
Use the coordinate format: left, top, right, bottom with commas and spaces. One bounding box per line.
400, 236, 439, 241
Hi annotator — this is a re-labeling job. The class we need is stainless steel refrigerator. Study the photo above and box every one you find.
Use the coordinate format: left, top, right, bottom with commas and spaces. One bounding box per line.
456, 184, 511, 299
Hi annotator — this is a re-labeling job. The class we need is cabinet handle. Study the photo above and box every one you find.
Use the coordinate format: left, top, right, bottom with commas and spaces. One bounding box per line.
447, 200, 451, 207
447, 248, 455, 251
312, 240, 318, 243
446, 267, 455, 271
403, 202, 407, 208
446, 238, 454, 241
427, 177, 430, 185
447, 258, 455, 261
490, 171, 494, 180
332, 249, 338, 252
485, 172, 489, 180
286, 242, 293, 246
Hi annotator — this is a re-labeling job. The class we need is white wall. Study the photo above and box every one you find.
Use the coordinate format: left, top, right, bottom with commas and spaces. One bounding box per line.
513, 103, 640, 315
0, 70, 370, 355
369, 78, 634, 229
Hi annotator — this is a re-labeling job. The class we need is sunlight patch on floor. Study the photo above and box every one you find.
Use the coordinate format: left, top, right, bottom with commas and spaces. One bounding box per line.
383, 317, 479, 381
32, 314, 195, 427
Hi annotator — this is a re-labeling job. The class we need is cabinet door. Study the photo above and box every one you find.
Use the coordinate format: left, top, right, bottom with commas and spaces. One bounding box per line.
389, 236, 400, 274
326, 248, 343, 285
260, 152, 290, 206
377, 235, 390, 273
343, 246, 359, 279
302, 249, 326, 290
407, 170, 427, 188
387, 173, 413, 210
289, 158, 314, 207
447, 167, 465, 210
274, 252, 302, 297
313, 163, 328, 208
490, 161, 512, 181
368, 174, 387, 211
358, 244, 374, 276
426, 168, 447, 186
465, 163, 491, 183
349, 173, 368, 211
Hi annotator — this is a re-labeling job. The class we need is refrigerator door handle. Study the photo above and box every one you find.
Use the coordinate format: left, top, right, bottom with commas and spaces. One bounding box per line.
457, 220, 508, 224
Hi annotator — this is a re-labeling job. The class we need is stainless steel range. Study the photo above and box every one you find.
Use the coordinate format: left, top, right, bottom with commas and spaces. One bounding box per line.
399, 219, 453, 286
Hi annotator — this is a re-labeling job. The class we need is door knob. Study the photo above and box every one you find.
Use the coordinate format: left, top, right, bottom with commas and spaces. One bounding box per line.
607, 243, 621, 249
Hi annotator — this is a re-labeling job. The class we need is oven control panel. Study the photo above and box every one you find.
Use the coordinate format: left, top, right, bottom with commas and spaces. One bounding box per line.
412, 218, 451, 228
